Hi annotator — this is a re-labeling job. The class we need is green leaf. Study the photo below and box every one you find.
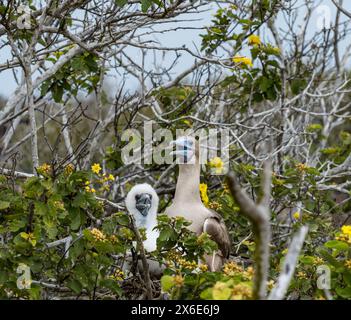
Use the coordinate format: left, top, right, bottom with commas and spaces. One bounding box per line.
259, 76, 273, 93
290, 79, 306, 95
161, 275, 174, 292
34, 201, 47, 216
336, 286, 351, 299
73, 193, 87, 208
0, 270, 8, 284
141, 0, 153, 12
200, 287, 213, 300
265, 60, 280, 68
0, 201, 10, 210
158, 227, 176, 242
52, 84, 64, 103
67, 279, 82, 294
40, 80, 52, 96
71, 57, 83, 71
115, 212, 129, 226
44, 217, 58, 239
212, 282, 232, 300
343, 272, 351, 287
70, 212, 81, 230
324, 240, 349, 251
8, 218, 27, 232
100, 279, 122, 295
115, 0, 128, 7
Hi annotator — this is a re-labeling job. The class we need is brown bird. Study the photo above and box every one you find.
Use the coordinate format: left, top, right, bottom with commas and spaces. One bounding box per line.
165, 136, 231, 271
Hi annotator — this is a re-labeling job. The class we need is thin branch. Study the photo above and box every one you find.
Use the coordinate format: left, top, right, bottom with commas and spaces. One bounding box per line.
268, 226, 309, 300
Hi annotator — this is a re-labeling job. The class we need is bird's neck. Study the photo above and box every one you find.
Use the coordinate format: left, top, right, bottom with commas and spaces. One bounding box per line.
134, 211, 157, 231
145, 213, 157, 230
174, 160, 202, 204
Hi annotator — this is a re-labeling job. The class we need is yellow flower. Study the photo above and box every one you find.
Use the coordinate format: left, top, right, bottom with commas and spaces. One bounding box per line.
223, 261, 243, 276
91, 163, 102, 174
282, 248, 288, 255
120, 227, 133, 240
341, 225, 351, 236
20, 232, 36, 247
345, 260, 351, 269
90, 228, 106, 242
37, 163, 51, 175
199, 264, 208, 272
174, 275, 184, 287
183, 119, 192, 127
248, 34, 261, 46
110, 268, 124, 281
64, 164, 74, 175
222, 183, 230, 194
178, 258, 197, 270
209, 201, 222, 211
243, 266, 254, 280
296, 163, 309, 172
272, 47, 281, 54
208, 157, 224, 174
293, 211, 300, 220
336, 225, 351, 244
108, 174, 114, 181
267, 280, 275, 291
314, 257, 324, 265
231, 283, 252, 300
199, 183, 209, 207
232, 55, 253, 67
335, 233, 351, 243
53, 200, 65, 211
109, 235, 119, 244
297, 271, 308, 279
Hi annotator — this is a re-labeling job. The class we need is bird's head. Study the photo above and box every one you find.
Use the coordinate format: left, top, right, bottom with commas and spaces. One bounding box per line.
125, 183, 159, 228
169, 136, 197, 164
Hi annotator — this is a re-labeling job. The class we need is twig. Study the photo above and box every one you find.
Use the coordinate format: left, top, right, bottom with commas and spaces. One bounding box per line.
129, 214, 153, 300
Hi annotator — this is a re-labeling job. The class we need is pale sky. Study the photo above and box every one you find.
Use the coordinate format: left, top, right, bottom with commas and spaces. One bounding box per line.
0, 0, 350, 98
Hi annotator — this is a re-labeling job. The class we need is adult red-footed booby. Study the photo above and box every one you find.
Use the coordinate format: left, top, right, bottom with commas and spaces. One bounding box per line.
165, 136, 231, 271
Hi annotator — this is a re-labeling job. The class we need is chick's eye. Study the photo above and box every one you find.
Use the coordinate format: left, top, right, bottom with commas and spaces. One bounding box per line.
135, 195, 141, 201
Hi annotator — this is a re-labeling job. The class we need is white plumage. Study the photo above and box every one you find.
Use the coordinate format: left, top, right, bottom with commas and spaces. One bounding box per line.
125, 183, 159, 252
165, 136, 231, 271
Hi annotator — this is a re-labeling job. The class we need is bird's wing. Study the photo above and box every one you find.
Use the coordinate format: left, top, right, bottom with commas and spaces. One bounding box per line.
203, 212, 231, 259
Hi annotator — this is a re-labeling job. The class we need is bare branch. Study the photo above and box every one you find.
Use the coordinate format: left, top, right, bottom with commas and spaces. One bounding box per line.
269, 226, 309, 300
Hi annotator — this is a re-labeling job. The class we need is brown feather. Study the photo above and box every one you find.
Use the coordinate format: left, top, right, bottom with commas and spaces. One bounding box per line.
204, 213, 231, 259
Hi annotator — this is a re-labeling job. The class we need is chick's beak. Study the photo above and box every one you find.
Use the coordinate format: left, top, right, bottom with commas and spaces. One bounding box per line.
135, 193, 152, 217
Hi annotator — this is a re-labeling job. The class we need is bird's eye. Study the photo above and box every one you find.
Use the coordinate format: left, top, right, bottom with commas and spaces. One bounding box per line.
135, 194, 141, 201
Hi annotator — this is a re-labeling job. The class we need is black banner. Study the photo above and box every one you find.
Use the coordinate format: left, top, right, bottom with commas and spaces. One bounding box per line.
0, 299, 342, 319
